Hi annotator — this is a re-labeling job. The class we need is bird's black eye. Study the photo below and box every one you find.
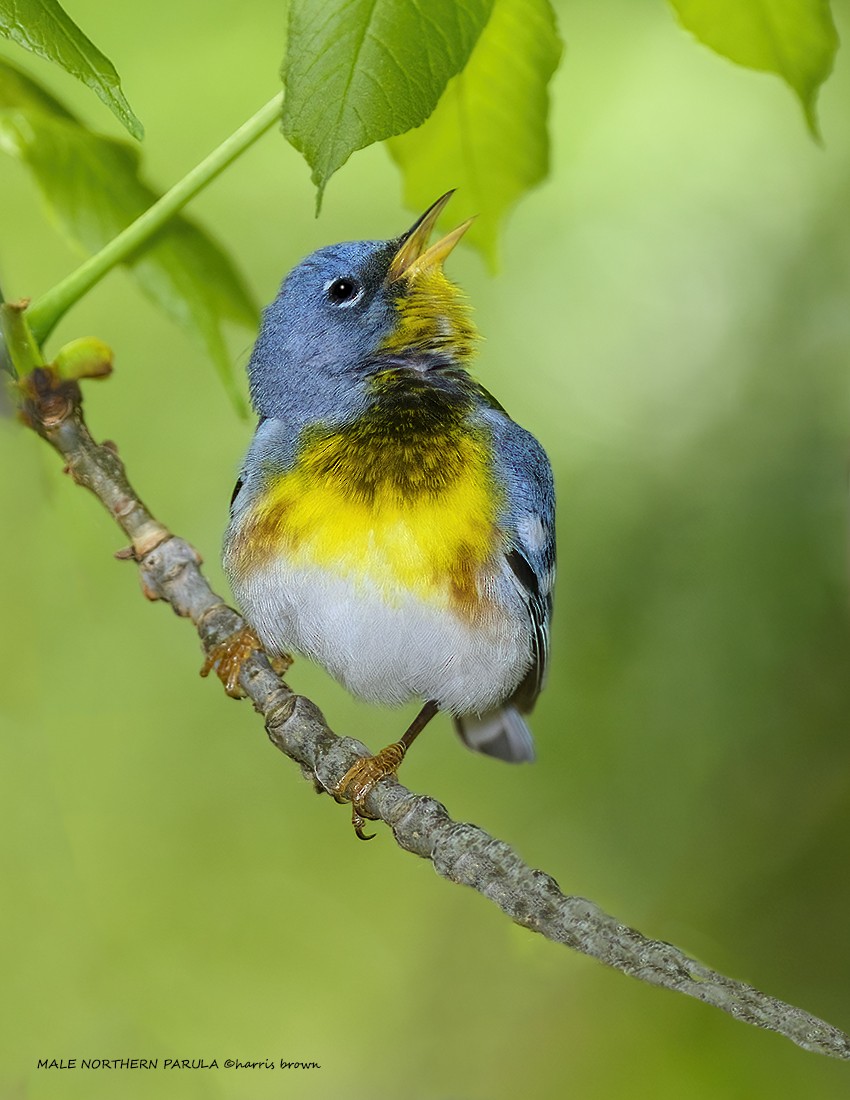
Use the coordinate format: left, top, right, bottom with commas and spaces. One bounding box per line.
326, 277, 362, 306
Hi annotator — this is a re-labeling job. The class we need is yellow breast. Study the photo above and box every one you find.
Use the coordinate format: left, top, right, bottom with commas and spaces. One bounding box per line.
233, 423, 499, 614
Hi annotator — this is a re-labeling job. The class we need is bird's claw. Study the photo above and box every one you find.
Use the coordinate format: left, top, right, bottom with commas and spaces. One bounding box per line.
333, 742, 408, 841
201, 625, 272, 698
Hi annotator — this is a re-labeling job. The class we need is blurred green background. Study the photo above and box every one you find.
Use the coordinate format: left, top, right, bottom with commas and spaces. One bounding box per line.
3, 1, 850, 1097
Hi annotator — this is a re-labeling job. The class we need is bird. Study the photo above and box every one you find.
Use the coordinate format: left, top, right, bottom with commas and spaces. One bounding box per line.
218, 191, 555, 838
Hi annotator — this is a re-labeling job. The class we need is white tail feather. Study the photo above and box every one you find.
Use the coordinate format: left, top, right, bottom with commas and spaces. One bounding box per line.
454, 707, 536, 763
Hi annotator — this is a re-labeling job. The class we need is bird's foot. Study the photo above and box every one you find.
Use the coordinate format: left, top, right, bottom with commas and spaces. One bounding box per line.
200, 625, 291, 698
201, 625, 262, 697
332, 741, 408, 841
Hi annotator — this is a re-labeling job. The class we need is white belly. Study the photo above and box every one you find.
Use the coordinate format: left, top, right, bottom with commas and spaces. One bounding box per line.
229, 558, 532, 716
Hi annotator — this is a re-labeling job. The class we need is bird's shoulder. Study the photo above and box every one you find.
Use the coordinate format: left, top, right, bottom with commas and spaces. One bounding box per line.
473, 398, 555, 543
228, 417, 300, 517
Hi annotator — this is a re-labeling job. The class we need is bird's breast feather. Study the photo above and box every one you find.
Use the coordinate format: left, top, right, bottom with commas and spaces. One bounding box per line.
227, 425, 502, 617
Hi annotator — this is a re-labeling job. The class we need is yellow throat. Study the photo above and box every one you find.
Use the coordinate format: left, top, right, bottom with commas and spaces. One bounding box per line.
382, 266, 479, 365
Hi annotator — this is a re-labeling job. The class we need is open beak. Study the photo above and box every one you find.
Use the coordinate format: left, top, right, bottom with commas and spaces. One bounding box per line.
387, 190, 474, 282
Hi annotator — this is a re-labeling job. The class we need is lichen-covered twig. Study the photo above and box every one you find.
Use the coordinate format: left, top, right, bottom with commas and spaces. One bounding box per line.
19, 365, 850, 1062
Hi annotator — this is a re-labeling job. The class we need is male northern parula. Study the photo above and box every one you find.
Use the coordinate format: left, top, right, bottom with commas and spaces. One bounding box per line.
221, 192, 555, 836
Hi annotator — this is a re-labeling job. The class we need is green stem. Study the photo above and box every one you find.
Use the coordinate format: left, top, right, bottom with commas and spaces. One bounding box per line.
27, 93, 283, 344
0, 299, 45, 377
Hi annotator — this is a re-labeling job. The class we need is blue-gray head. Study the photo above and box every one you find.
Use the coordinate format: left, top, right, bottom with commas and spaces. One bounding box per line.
247, 192, 477, 420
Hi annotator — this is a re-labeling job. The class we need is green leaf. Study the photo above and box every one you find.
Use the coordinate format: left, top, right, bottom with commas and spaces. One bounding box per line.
282, 0, 495, 204
387, 0, 562, 270
0, 0, 143, 139
669, 0, 838, 137
0, 45, 75, 117
0, 61, 258, 412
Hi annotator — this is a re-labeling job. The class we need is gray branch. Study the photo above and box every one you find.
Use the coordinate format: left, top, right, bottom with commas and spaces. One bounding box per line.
20, 365, 850, 1062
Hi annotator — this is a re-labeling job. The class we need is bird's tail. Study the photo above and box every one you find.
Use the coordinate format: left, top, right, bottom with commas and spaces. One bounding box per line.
454, 707, 536, 763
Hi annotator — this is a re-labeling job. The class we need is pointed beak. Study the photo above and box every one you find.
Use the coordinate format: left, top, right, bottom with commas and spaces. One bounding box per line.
387, 190, 474, 282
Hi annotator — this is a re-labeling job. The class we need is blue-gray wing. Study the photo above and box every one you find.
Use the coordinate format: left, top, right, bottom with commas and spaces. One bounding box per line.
479, 404, 556, 714
228, 416, 300, 519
